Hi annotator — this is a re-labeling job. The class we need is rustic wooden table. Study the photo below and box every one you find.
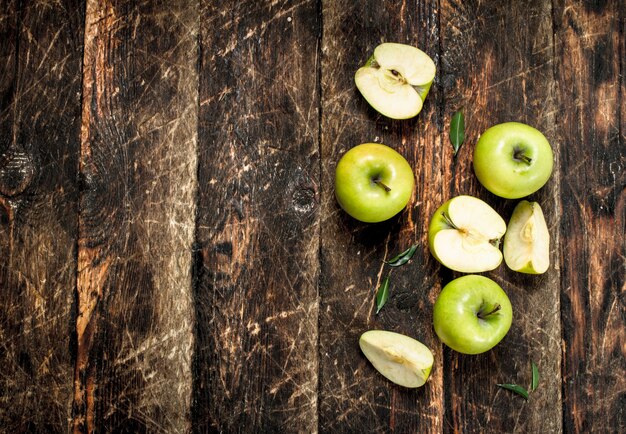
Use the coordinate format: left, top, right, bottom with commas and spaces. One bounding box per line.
1, 0, 624, 433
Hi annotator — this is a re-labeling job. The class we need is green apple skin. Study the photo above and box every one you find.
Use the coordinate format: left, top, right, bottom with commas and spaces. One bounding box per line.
415, 80, 433, 102
473, 122, 554, 199
428, 198, 454, 267
433, 275, 513, 355
335, 143, 414, 223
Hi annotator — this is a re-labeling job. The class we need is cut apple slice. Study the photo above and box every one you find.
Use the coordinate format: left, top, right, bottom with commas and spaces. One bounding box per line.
359, 330, 433, 388
428, 195, 507, 273
503, 200, 550, 274
355, 43, 436, 119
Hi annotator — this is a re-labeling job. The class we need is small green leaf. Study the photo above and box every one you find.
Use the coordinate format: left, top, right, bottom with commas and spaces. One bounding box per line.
449, 109, 465, 155
385, 244, 418, 267
375, 274, 391, 314
531, 362, 539, 392
497, 384, 529, 400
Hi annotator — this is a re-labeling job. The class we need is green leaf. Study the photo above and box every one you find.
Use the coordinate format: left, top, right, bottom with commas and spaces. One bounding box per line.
375, 274, 391, 314
449, 109, 465, 155
385, 244, 418, 267
531, 362, 539, 392
497, 384, 529, 400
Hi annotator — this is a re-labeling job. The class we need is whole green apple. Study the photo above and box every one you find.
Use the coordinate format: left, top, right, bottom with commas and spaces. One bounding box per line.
335, 143, 414, 223
433, 275, 513, 354
473, 122, 553, 199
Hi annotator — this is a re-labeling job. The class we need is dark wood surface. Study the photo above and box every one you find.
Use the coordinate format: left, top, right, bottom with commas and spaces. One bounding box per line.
0, 1, 623, 433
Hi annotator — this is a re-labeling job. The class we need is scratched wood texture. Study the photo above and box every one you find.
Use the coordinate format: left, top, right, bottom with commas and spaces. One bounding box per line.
0, 0, 84, 431
554, 1, 626, 432
74, 0, 198, 432
192, 1, 320, 432
0, 0, 624, 433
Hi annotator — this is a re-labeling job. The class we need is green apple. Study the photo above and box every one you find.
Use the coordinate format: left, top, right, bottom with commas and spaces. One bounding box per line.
428, 195, 506, 272
355, 43, 436, 119
359, 330, 434, 388
473, 122, 554, 199
335, 143, 414, 223
433, 275, 513, 354
503, 200, 550, 274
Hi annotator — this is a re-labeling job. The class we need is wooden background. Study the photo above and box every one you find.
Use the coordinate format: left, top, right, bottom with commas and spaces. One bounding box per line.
0, 0, 624, 432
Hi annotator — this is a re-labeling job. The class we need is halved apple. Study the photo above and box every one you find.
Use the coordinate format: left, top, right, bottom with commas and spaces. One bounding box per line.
428, 195, 506, 273
503, 200, 550, 274
359, 330, 434, 388
355, 43, 436, 119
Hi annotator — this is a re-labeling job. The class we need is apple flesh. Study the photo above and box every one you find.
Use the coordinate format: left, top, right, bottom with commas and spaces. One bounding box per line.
359, 330, 434, 388
428, 195, 506, 272
433, 275, 513, 355
503, 200, 550, 274
473, 122, 554, 199
355, 43, 436, 119
335, 143, 414, 223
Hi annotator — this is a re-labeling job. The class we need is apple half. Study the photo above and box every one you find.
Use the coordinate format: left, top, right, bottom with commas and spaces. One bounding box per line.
359, 330, 433, 388
503, 200, 550, 274
355, 43, 436, 119
428, 195, 506, 273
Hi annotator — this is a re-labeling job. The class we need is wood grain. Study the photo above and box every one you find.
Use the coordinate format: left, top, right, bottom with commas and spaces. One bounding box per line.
192, 1, 320, 431
553, 1, 626, 432
0, 1, 83, 431
74, 0, 198, 432
0, 1, 18, 125
319, 1, 445, 432
439, 0, 562, 432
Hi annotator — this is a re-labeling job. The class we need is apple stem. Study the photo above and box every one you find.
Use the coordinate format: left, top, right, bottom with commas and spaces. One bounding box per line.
477, 303, 501, 319
441, 212, 459, 230
514, 149, 533, 165
374, 179, 392, 192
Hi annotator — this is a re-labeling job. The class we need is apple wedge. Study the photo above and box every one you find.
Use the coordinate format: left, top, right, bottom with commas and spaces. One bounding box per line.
355, 43, 436, 119
428, 195, 506, 273
503, 200, 550, 274
359, 330, 433, 388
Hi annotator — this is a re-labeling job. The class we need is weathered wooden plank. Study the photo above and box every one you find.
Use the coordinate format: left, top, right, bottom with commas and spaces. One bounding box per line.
439, 1, 562, 432
74, 1, 198, 432
553, 1, 625, 432
0, 0, 84, 431
192, 1, 321, 431
319, 2, 445, 432
0, 1, 18, 122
